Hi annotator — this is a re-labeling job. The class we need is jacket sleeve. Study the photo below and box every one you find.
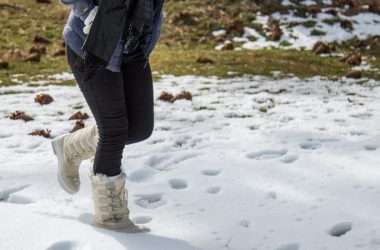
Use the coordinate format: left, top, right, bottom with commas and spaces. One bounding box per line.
59, 0, 97, 20
147, 10, 163, 56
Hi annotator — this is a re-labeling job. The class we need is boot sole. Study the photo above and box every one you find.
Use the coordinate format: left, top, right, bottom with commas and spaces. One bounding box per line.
95, 222, 150, 233
51, 135, 78, 195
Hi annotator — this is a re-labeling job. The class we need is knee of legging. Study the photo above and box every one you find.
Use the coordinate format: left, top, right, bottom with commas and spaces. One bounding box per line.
98, 125, 129, 143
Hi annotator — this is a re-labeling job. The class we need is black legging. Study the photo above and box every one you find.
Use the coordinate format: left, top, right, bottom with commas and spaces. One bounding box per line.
66, 45, 154, 176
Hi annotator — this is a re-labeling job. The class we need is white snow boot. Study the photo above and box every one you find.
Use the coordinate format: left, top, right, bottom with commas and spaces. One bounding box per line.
52, 124, 99, 194
88, 170, 150, 233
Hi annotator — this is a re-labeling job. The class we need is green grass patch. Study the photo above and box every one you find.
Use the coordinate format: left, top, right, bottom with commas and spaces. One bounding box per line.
150, 45, 351, 79
302, 20, 317, 28
310, 29, 327, 36
279, 40, 293, 47
322, 18, 341, 26
0, 89, 34, 95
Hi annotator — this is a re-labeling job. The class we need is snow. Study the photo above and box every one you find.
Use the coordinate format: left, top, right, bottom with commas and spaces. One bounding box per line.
49, 72, 75, 81
0, 74, 380, 250
212, 30, 226, 37
213, 0, 380, 51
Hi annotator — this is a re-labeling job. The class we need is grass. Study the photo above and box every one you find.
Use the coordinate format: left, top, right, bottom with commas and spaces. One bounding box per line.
279, 40, 293, 47
322, 18, 341, 26
0, 0, 380, 87
150, 46, 349, 79
302, 20, 317, 28
310, 29, 327, 36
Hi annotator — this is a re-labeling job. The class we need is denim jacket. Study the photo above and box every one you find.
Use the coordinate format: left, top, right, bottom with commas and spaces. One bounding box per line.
61, 0, 164, 72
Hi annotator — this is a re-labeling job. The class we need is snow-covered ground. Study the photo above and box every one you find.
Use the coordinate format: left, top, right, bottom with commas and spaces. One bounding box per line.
0, 74, 380, 250
215, 0, 380, 51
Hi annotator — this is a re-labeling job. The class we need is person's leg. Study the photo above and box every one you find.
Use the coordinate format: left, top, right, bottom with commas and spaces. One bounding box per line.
66, 45, 128, 177
121, 56, 154, 145
66, 46, 150, 232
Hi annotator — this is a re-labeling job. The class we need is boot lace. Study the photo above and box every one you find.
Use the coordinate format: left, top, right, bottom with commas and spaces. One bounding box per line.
69, 145, 97, 164
97, 187, 129, 221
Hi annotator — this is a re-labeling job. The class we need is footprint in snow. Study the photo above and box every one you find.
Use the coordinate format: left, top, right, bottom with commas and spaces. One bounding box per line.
266, 192, 277, 199
15, 149, 28, 154
145, 153, 199, 170
334, 118, 346, 124
0, 184, 30, 203
364, 144, 377, 151
370, 238, 380, 246
206, 186, 221, 194
128, 168, 156, 183
6, 194, 33, 204
26, 141, 42, 150
45, 241, 81, 250
135, 194, 167, 209
0, 132, 13, 139
350, 131, 367, 136
280, 155, 298, 163
299, 142, 321, 150
350, 113, 373, 120
246, 149, 287, 160
202, 169, 221, 176
276, 243, 300, 250
132, 215, 153, 225
240, 219, 250, 228
145, 154, 169, 168
169, 179, 188, 189
6, 143, 20, 149
147, 138, 166, 145
329, 222, 353, 237
247, 125, 259, 130
155, 126, 171, 131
